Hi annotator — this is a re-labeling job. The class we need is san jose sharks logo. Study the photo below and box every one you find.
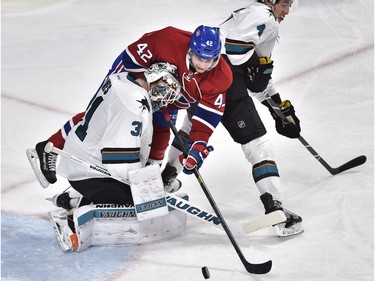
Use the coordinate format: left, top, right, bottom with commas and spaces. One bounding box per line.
137, 97, 150, 112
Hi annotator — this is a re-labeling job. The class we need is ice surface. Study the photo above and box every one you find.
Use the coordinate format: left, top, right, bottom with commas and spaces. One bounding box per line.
2, 0, 373, 280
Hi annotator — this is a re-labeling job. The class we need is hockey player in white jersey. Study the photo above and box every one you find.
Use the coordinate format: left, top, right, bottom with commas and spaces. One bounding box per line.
219, 0, 302, 237
45, 62, 184, 251
58, 62, 181, 203
166, 0, 303, 237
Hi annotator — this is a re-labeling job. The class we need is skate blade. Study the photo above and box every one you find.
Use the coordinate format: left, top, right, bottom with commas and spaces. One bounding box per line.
275, 222, 304, 238
26, 148, 49, 188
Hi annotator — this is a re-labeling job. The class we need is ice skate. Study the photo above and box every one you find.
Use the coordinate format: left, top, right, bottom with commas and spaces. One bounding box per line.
51, 190, 83, 210
162, 163, 182, 193
35, 140, 57, 184
260, 192, 303, 237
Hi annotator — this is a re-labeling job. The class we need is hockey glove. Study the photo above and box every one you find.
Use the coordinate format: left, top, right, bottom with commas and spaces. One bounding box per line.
171, 130, 191, 152
246, 57, 274, 93
180, 141, 213, 174
273, 100, 301, 138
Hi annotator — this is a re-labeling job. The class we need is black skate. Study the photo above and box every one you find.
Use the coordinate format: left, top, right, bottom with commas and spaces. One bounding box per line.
260, 192, 303, 237
35, 140, 57, 184
51, 190, 84, 210
161, 163, 182, 193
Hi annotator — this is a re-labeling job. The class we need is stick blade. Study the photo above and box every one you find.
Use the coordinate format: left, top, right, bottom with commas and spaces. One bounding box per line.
333, 155, 367, 175
245, 260, 272, 274
243, 210, 286, 234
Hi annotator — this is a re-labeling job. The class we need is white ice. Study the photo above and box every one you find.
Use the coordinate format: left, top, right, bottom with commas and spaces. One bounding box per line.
1, 0, 374, 280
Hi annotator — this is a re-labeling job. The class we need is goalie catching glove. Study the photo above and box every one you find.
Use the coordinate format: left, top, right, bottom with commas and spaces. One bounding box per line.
262, 95, 301, 138
246, 57, 274, 93
179, 141, 214, 174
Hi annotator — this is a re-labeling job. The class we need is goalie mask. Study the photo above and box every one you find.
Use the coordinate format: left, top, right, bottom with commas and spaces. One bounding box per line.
144, 62, 182, 112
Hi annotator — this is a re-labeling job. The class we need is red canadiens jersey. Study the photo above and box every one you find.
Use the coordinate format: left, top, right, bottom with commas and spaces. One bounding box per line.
122, 26, 233, 143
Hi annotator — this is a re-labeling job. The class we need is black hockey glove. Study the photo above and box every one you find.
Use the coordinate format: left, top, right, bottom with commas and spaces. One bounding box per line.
275, 100, 301, 138
262, 97, 301, 139
246, 57, 274, 93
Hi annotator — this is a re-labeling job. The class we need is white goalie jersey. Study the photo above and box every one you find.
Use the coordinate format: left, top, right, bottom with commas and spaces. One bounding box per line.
58, 72, 153, 183
219, 0, 280, 101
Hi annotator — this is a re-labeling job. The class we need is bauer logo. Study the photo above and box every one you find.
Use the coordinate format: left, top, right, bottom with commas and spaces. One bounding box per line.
89, 165, 111, 176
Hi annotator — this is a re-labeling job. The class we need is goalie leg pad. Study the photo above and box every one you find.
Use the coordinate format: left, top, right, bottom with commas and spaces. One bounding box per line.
128, 164, 168, 221
72, 203, 187, 251
49, 210, 79, 252
49, 194, 189, 252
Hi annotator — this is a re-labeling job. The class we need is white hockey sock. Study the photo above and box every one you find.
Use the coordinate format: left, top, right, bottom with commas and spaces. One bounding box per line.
241, 135, 283, 202
256, 176, 282, 202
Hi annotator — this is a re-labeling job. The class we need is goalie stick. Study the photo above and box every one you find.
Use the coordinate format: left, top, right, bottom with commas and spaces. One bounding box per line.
43, 143, 285, 237
263, 92, 366, 175
163, 111, 272, 275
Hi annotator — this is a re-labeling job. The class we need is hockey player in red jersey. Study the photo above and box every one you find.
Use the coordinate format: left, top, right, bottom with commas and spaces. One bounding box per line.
165, 0, 303, 237
28, 25, 232, 192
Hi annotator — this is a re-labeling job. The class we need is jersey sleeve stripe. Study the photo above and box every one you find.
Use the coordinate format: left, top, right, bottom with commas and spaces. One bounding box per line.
192, 116, 215, 132
225, 38, 255, 55
101, 147, 141, 164
192, 104, 223, 131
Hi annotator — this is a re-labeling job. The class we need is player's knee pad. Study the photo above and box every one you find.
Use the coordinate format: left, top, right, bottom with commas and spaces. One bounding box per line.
241, 135, 280, 182
241, 135, 275, 164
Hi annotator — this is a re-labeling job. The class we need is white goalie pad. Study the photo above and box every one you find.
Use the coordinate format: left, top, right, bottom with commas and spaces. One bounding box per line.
49, 195, 188, 252
128, 164, 168, 221
49, 209, 77, 252
26, 148, 49, 188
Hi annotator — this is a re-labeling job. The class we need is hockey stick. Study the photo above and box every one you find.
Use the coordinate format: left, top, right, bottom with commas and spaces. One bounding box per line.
263, 92, 367, 175
43, 143, 285, 237
163, 112, 272, 275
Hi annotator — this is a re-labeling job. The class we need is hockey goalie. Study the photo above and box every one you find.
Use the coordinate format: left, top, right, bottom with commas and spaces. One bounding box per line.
26, 62, 189, 252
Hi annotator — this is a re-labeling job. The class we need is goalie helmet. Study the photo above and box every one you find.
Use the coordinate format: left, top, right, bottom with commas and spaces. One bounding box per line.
189, 25, 221, 60
144, 62, 182, 111
260, 0, 277, 4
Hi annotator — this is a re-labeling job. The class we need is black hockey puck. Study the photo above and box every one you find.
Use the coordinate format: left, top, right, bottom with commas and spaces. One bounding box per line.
202, 266, 210, 279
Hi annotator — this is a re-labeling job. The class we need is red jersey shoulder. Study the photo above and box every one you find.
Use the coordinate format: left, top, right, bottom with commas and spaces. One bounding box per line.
206, 57, 233, 92
129, 26, 191, 71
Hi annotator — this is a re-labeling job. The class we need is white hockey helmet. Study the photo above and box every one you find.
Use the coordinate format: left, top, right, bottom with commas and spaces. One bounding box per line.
258, 0, 298, 11
144, 62, 182, 111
